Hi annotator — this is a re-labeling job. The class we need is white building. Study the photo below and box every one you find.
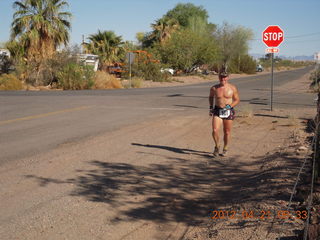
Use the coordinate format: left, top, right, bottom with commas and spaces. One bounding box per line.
77, 54, 99, 71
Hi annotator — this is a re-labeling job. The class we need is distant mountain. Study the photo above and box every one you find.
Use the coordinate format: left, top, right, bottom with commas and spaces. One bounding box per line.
250, 53, 264, 60
249, 53, 314, 61
280, 55, 314, 61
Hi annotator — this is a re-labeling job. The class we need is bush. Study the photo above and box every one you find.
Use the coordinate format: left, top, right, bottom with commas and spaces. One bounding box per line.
131, 77, 143, 88
0, 74, 23, 90
94, 71, 122, 89
57, 63, 95, 90
239, 55, 256, 74
138, 61, 168, 82
310, 66, 320, 92
229, 55, 256, 74
124, 61, 169, 82
154, 29, 219, 72
8, 45, 82, 86
121, 77, 144, 88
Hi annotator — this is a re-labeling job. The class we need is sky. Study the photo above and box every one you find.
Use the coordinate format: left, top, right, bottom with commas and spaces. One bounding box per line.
0, 0, 319, 57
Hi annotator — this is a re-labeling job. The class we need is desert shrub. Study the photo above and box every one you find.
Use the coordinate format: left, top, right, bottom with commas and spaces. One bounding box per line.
121, 77, 144, 88
94, 71, 122, 89
137, 61, 168, 82
124, 61, 169, 82
42, 51, 78, 86
57, 63, 95, 90
229, 54, 256, 74
259, 56, 314, 70
154, 29, 219, 73
0, 74, 23, 90
239, 55, 256, 74
310, 65, 320, 92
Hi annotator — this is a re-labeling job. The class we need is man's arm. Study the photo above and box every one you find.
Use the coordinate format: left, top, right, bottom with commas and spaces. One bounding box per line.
231, 86, 240, 108
209, 86, 215, 107
209, 87, 215, 115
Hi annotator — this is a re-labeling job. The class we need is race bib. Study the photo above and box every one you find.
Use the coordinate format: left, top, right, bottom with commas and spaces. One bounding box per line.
219, 108, 231, 118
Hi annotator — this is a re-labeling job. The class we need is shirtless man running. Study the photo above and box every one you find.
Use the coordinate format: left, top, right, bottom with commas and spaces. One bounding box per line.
209, 72, 240, 156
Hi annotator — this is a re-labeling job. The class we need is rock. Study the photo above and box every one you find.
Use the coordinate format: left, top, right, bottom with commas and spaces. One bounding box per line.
298, 146, 308, 151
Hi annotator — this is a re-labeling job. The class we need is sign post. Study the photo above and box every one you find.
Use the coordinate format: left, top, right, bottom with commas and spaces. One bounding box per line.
262, 25, 284, 111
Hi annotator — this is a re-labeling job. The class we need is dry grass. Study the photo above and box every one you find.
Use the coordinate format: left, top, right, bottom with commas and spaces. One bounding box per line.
287, 114, 300, 127
0, 74, 23, 90
94, 71, 122, 89
122, 77, 144, 88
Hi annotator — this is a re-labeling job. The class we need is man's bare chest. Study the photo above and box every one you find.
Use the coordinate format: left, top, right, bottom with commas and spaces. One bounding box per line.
215, 87, 233, 99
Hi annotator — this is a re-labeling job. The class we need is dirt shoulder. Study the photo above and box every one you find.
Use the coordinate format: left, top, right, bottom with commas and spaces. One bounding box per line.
140, 72, 261, 88
0, 70, 316, 240
140, 68, 298, 89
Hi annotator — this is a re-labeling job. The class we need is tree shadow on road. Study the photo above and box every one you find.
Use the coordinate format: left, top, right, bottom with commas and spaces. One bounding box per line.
25, 142, 307, 227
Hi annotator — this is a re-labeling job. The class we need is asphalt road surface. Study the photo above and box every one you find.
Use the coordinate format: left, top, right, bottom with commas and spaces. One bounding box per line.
0, 66, 316, 165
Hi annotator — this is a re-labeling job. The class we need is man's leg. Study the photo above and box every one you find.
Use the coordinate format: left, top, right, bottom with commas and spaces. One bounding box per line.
222, 119, 233, 151
212, 116, 222, 153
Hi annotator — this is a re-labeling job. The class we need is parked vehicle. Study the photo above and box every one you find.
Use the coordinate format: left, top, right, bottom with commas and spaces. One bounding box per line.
256, 64, 264, 72
160, 68, 174, 75
107, 62, 125, 78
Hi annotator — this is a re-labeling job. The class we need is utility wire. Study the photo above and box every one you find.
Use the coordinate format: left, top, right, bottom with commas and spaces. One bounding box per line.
286, 32, 320, 39
284, 39, 320, 44
251, 31, 320, 41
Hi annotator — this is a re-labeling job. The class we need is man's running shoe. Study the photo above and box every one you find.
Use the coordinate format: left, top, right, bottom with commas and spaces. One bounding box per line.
213, 147, 219, 157
221, 149, 228, 157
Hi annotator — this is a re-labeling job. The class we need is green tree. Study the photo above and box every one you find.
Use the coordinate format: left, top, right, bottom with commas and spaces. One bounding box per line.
11, 0, 71, 85
155, 29, 218, 71
11, 0, 71, 61
215, 22, 253, 72
150, 18, 179, 45
141, 3, 214, 48
84, 30, 124, 69
136, 32, 145, 47
164, 3, 208, 28
5, 40, 26, 61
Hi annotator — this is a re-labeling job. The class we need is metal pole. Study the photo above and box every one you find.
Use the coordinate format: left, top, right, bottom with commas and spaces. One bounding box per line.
129, 54, 132, 88
271, 52, 274, 111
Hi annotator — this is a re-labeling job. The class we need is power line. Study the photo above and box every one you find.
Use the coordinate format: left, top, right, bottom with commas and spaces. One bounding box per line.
285, 39, 320, 44
251, 32, 320, 41
286, 32, 320, 39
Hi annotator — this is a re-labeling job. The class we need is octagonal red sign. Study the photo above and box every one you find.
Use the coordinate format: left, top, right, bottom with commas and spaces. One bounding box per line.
262, 25, 284, 48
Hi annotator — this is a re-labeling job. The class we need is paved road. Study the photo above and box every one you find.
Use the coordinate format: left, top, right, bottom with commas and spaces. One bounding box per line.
0, 66, 316, 165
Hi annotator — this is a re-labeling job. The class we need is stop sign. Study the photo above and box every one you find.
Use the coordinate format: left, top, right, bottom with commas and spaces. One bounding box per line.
262, 25, 284, 47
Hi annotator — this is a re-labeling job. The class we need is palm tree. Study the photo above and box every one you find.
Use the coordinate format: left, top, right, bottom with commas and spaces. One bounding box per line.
83, 30, 124, 69
150, 18, 179, 45
11, 0, 71, 62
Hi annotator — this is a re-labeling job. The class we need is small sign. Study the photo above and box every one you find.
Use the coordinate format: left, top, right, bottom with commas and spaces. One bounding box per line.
126, 52, 135, 64
265, 48, 279, 53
